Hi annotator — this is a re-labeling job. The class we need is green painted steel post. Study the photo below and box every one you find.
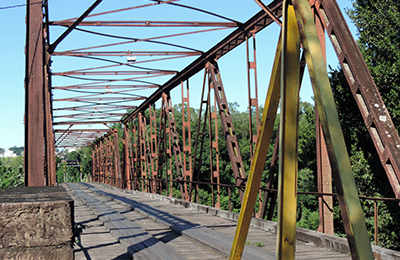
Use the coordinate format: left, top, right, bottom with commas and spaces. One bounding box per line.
292, 0, 374, 259
276, 1, 301, 259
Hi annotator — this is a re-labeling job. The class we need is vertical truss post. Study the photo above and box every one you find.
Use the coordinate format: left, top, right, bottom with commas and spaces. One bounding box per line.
276, 2, 301, 259
95, 144, 100, 182
102, 139, 107, 184
91, 145, 96, 182
132, 121, 140, 190
104, 138, 109, 185
108, 136, 114, 186
43, 0, 55, 186
25, 0, 46, 186
138, 113, 149, 192
110, 135, 115, 186
229, 31, 282, 260
103, 140, 107, 184
113, 129, 122, 188
167, 125, 173, 196
207, 62, 247, 201
149, 105, 159, 193
158, 97, 168, 194
162, 93, 186, 200
99, 141, 104, 183
44, 72, 55, 186
91, 146, 95, 181
293, 0, 374, 258
311, 2, 334, 235
246, 31, 260, 160
192, 70, 210, 203
110, 136, 115, 186
123, 123, 131, 190
209, 92, 220, 208
181, 81, 193, 201
247, 30, 264, 217
144, 111, 155, 193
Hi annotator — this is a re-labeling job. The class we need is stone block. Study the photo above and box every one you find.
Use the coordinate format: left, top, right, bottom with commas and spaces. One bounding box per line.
0, 186, 74, 259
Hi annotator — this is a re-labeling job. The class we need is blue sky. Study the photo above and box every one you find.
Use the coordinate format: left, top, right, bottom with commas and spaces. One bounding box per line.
0, 0, 357, 151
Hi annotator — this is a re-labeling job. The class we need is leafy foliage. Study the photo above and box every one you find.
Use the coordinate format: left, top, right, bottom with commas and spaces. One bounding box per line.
348, 0, 400, 129
0, 156, 24, 188
56, 148, 92, 184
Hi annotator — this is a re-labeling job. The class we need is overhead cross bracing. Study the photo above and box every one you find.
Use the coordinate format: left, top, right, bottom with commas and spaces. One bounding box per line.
46, 0, 278, 148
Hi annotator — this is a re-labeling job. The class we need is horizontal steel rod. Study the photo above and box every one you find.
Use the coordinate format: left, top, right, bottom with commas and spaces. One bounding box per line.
59, 0, 180, 22
53, 97, 146, 102
55, 129, 108, 133
50, 21, 238, 27
52, 71, 177, 76
53, 84, 158, 90
54, 120, 120, 125
54, 105, 136, 111
53, 51, 202, 56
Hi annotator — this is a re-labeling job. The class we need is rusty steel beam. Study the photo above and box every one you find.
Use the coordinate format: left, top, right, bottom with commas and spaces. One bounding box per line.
54, 105, 137, 111
181, 81, 192, 201
162, 93, 186, 199
53, 84, 158, 90
65, 27, 228, 53
123, 124, 131, 190
112, 130, 122, 188
314, 0, 400, 199
25, 0, 46, 186
48, 0, 103, 54
313, 3, 334, 235
53, 51, 201, 56
52, 71, 177, 76
122, 0, 283, 124
207, 62, 247, 200
58, 0, 180, 23
53, 97, 146, 102
50, 20, 238, 27
54, 129, 107, 132
149, 105, 159, 193
54, 120, 120, 125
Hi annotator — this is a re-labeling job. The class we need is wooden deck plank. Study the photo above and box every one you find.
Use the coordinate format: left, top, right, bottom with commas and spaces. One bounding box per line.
63, 185, 132, 260
69, 183, 354, 259
68, 183, 186, 260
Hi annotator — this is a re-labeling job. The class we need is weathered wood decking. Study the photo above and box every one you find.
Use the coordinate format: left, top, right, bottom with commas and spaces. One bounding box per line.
63, 182, 358, 260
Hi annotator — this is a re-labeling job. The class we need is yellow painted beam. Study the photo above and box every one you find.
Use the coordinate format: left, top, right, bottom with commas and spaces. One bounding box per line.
292, 0, 374, 259
228, 35, 282, 260
276, 2, 301, 260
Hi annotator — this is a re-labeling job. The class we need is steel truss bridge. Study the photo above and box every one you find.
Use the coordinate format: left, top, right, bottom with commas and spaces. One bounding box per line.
24, 0, 400, 259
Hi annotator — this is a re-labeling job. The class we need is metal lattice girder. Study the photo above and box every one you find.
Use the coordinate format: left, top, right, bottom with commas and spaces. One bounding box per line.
313, 0, 400, 200
123, 124, 131, 190
207, 62, 247, 199
138, 112, 149, 192
181, 81, 193, 201
161, 93, 186, 200
192, 69, 211, 203
149, 105, 159, 192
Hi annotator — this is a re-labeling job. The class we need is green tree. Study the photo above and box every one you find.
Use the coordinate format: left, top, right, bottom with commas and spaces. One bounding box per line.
8, 146, 24, 156
348, 0, 400, 129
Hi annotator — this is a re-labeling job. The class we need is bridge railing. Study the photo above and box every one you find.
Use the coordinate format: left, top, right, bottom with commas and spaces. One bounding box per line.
91, 174, 400, 247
